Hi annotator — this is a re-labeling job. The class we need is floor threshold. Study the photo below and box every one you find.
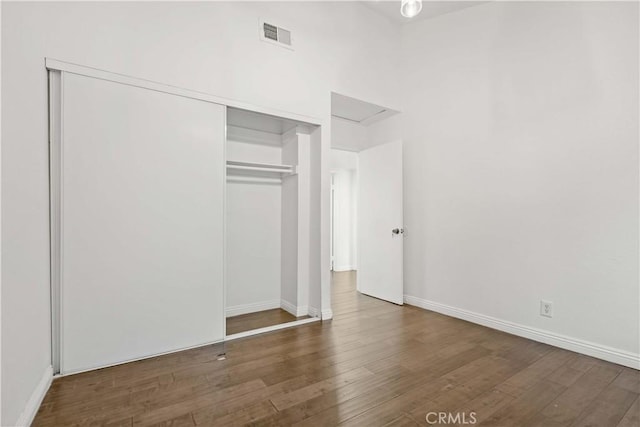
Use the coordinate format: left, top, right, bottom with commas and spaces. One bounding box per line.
224, 316, 321, 341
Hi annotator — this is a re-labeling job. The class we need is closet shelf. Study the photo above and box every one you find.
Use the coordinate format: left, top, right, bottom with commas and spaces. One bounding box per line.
226, 160, 297, 176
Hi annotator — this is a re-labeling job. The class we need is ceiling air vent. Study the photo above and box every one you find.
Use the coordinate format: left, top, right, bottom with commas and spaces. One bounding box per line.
260, 20, 294, 50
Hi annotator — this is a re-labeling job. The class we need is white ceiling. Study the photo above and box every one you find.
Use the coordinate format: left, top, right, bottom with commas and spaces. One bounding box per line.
332, 93, 386, 123
331, 93, 397, 125
364, 1, 488, 25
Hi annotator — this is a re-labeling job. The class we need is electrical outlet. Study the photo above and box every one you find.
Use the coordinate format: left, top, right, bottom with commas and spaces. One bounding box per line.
540, 300, 553, 318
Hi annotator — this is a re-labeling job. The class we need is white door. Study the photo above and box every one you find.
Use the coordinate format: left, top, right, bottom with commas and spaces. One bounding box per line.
357, 140, 403, 304
54, 72, 226, 374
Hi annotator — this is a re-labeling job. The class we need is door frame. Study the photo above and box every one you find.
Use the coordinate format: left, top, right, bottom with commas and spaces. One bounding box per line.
330, 173, 335, 271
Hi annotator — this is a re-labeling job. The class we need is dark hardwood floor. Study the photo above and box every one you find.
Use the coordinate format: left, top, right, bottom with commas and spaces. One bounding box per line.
226, 309, 309, 336
34, 271, 639, 426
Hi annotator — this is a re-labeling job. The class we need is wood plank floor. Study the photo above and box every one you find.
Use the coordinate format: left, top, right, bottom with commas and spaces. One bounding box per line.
226, 309, 309, 336
34, 271, 639, 426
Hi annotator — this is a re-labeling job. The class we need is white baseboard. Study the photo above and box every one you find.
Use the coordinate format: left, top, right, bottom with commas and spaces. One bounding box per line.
307, 307, 333, 320
280, 299, 296, 316
333, 265, 356, 272
404, 295, 640, 369
15, 365, 53, 426
321, 309, 334, 320
226, 300, 280, 317
280, 299, 308, 317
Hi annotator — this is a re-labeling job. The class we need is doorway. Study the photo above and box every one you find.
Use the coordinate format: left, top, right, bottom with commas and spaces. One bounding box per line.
330, 92, 404, 305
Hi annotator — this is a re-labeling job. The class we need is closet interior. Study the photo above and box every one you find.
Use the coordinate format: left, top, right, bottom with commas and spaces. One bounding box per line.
225, 107, 319, 336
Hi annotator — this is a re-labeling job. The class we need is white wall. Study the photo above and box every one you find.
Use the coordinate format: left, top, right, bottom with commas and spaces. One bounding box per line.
1, 2, 401, 424
281, 128, 314, 317
366, 114, 403, 148
281, 134, 299, 312
401, 2, 639, 362
332, 170, 357, 271
332, 113, 402, 153
296, 131, 312, 315
310, 127, 325, 317
332, 114, 403, 153
226, 140, 282, 315
331, 149, 358, 272
331, 148, 358, 170
331, 118, 367, 152
227, 139, 282, 165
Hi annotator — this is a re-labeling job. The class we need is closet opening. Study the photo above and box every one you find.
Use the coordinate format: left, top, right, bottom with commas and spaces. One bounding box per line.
47, 59, 326, 374
225, 107, 322, 338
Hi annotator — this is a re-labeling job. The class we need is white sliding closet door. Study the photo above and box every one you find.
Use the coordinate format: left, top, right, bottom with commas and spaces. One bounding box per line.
57, 73, 225, 374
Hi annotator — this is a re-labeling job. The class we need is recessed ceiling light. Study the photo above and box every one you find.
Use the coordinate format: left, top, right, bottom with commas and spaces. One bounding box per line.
400, 0, 423, 18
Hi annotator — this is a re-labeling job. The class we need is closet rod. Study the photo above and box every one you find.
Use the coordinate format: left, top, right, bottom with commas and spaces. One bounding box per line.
226, 175, 282, 184
226, 160, 297, 175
